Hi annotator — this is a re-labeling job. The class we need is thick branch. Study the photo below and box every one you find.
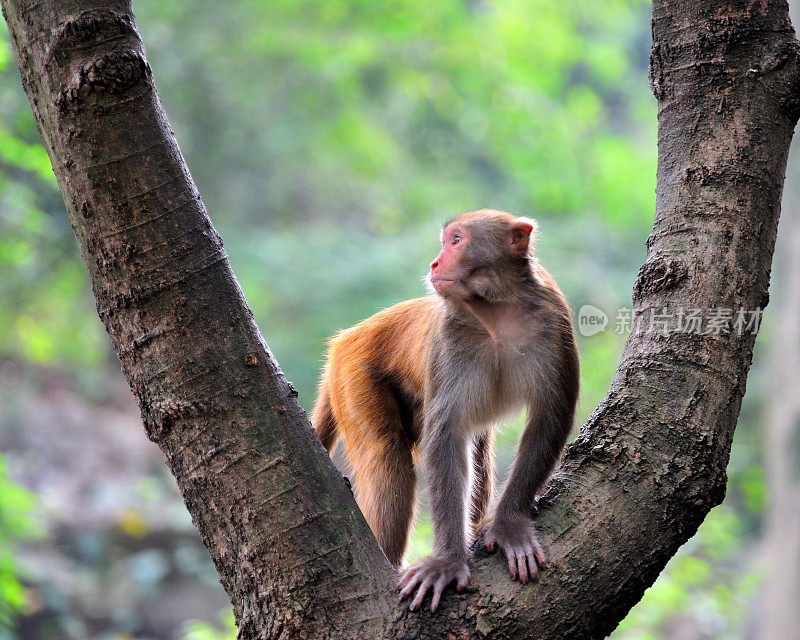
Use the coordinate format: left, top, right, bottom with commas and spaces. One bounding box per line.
2, 0, 799, 638
0, 1, 394, 637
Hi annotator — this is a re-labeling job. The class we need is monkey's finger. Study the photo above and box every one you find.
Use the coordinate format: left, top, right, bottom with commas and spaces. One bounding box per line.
517, 553, 529, 585
398, 567, 418, 589
485, 537, 496, 553
410, 578, 433, 611
456, 571, 469, 592
533, 542, 547, 569
429, 576, 448, 612
399, 573, 423, 600
507, 553, 517, 579
397, 565, 421, 588
526, 551, 539, 582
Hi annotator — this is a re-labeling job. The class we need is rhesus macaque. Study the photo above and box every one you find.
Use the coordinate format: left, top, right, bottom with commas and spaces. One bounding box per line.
312, 209, 579, 612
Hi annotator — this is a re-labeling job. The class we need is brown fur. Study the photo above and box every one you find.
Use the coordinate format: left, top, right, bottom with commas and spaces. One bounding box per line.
312, 298, 437, 563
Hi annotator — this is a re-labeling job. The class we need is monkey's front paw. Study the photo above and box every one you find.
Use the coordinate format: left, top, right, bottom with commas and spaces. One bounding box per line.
397, 555, 470, 612
480, 514, 546, 584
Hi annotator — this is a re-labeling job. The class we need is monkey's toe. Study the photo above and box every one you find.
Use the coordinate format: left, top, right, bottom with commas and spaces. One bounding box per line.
397, 554, 470, 612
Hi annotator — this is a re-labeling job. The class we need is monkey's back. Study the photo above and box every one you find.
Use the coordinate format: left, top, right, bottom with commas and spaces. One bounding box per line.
324, 296, 441, 447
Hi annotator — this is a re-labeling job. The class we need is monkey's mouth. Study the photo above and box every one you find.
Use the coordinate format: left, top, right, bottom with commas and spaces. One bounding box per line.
430, 276, 457, 289
430, 277, 459, 296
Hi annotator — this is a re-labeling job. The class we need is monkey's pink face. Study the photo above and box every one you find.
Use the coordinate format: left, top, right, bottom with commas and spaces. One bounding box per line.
429, 225, 469, 297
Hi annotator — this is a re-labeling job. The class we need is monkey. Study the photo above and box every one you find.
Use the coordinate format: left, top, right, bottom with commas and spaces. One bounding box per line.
312, 209, 579, 612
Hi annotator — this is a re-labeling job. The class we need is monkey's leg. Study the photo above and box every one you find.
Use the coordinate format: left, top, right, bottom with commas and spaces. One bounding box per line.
338, 389, 417, 567
470, 430, 495, 528
311, 380, 338, 452
349, 437, 416, 566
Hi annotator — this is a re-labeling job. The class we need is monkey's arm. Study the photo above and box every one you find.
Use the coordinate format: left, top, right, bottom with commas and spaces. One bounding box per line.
484, 337, 579, 583
482, 405, 564, 582
398, 413, 471, 612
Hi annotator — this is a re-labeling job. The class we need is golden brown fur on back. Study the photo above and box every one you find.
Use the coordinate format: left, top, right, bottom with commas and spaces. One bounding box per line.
312, 297, 442, 563
327, 296, 440, 437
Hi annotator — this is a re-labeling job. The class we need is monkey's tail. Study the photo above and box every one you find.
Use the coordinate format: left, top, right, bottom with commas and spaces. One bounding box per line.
312, 382, 338, 453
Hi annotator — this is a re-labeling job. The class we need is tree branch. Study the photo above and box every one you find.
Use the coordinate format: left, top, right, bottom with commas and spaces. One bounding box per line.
0, 2, 394, 637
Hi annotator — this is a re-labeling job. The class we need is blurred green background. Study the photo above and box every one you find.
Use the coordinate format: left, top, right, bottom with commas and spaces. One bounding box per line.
0, 1, 796, 638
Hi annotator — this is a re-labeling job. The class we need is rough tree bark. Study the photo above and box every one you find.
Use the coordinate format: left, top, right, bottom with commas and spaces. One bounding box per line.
2, 0, 798, 638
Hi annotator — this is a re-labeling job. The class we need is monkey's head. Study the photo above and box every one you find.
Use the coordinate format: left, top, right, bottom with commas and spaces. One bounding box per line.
428, 209, 538, 302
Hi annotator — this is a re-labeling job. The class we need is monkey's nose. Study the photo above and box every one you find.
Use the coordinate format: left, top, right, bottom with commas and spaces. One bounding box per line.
430, 260, 438, 270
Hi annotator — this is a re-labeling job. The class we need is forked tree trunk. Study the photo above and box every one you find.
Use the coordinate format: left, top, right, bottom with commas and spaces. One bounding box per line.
2, 0, 798, 638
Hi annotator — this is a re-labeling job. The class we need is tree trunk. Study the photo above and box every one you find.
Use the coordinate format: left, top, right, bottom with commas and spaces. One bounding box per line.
2, 0, 798, 638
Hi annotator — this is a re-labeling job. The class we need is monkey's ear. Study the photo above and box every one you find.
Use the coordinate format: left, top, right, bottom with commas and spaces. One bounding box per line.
510, 217, 538, 256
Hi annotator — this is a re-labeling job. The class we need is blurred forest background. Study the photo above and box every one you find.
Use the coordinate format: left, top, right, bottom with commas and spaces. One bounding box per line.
0, 0, 798, 638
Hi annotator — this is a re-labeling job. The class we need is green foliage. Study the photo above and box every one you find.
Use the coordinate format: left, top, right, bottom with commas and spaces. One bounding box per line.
0, 22, 109, 382
406, 510, 434, 563
181, 609, 236, 640
0, 130, 56, 185
0, 456, 40, 629
135, 0, 655, 233
231, 222, 440, 406
612, 507, 760, 640
0, 173, 108, 369
0, 0, 657, 397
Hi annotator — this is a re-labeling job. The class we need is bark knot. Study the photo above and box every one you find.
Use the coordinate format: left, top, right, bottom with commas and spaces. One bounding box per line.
56, 49, 150, 111
47, 9, 137, 67
633, 257, 688, 298
143, 397, 203, 442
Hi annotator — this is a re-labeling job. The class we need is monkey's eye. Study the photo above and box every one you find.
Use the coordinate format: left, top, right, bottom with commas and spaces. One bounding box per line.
451, 234, 461, 245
